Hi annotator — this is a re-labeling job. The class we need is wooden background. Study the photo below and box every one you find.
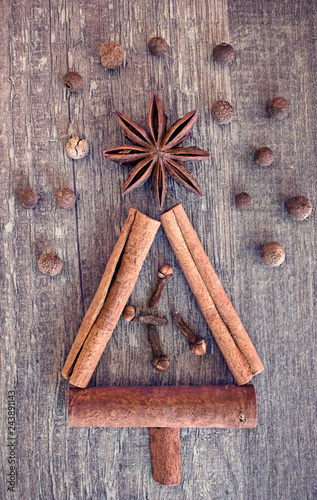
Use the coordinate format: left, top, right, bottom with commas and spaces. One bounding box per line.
1, 0, 316, 498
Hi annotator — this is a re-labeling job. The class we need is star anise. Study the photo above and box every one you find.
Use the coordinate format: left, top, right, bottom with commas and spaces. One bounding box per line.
103, 92, 210, 209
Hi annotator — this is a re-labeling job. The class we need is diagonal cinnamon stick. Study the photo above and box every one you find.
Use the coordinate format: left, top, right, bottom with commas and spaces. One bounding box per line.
160, 204, 263, 385
62, 209, 160, 388
62, 208, 138, 379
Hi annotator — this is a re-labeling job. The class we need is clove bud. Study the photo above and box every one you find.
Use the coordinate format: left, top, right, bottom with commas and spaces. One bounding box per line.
172, 309, 206, 356
149, 264, 174, 309
122, 305, 168, 326
148, 325, 170, 371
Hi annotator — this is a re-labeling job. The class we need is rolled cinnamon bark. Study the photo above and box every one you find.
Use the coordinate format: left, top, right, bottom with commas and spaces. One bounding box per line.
150, 427, 181, 486
62, 208, 138, 379
160, 204, 263, 385
68, 385, 257, 428
62, 209, 160, 388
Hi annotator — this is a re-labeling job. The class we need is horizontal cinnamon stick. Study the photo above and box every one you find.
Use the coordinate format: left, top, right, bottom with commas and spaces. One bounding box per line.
62, 209, 160, 388
68, 385, 257, 428
160, 204, 263, 385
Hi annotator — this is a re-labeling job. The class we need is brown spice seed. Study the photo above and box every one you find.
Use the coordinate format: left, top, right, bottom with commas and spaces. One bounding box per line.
148, 37, 169, 56
255, 147, 274, 167
56, 188, 76, 209
38, 253, 63, 276
63, 71, 83, 92
235, 192, 252, 210
260, 242, 285, 267
211, 100, 234, 124
268, 97, 290, 120
18, 188, 38, 209
286, 195, 312, 221
66, 137, 89, 160
213, 43, 234, 65
100, 42, 124, 69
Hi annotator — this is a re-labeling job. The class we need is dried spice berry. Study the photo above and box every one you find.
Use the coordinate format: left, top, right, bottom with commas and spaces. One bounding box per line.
268, 97, 290, 120
56, 188, 76, 209
100, 42, 124, 69
148, 37, 169, 56
260, 242, 285, 267
211, 100, 234, 124
255, 147, 274, 166
66, 137, 89, 159
18, 188, 38, 209
38, 253, 63, 276
286, 195, 312, 221
63, 71, 83, 92
213, 43, 234, 65
235, 192, 252, 210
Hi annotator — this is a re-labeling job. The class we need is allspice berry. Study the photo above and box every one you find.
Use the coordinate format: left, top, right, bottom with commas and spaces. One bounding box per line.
260, 242, 285, 267
211, 100, 234, 124
255, 147, 274, 166
286, 195, 312, 221
38, 253, 63, 276
66, 137, 89, 160
100, 42, 124, 69
148, 37, 169, 56
18, 188, 38, 209
213, 43, 234, 65
63, 71, 83, 92
268, 97, 290, 120
56, 188, 76, 209
235, 192, 252, 210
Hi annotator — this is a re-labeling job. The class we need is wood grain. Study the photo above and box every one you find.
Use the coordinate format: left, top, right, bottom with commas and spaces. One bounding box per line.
0, 0, 316, 498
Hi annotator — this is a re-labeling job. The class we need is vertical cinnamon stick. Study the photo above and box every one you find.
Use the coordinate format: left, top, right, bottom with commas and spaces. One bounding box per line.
62, 209, 160, 388
160, 204, 263, 385
150, 427, 181, 486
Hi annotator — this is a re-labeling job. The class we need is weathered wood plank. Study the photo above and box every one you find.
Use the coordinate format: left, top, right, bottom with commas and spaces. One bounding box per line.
0, 0, 316, 498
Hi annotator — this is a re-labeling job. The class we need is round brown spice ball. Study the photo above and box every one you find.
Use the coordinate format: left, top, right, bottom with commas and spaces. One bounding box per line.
213, 43, 234, 65
211, 100, 234, 124
286, 195, 312, 221
255, 147, 274, 167
268, 97, 290, 120
56, 188, 76, 209
260, 242, 285, 267
18, 188, 38, 209
235, 192, 253, 210
38, 254, 63, 276
148, 37, 169, 56
100, 42, 124, 69
63, 71, 83, 92
66, 137, 89, 160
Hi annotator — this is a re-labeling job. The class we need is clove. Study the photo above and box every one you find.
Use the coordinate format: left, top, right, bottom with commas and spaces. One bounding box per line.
172, 309, 206, 356
148, 325, 170, 371
122, 305, 168, 326
149, 264, 174, 309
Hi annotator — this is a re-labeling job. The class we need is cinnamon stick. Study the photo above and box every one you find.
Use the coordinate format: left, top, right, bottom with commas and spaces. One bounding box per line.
150, 427, 181, 486
68, 385, 257, 428
62, 209, 160, 388
160, 204, 263, 385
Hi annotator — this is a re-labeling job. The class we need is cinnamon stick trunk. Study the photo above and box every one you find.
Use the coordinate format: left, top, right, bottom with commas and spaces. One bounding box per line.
150, 427, 181, 486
